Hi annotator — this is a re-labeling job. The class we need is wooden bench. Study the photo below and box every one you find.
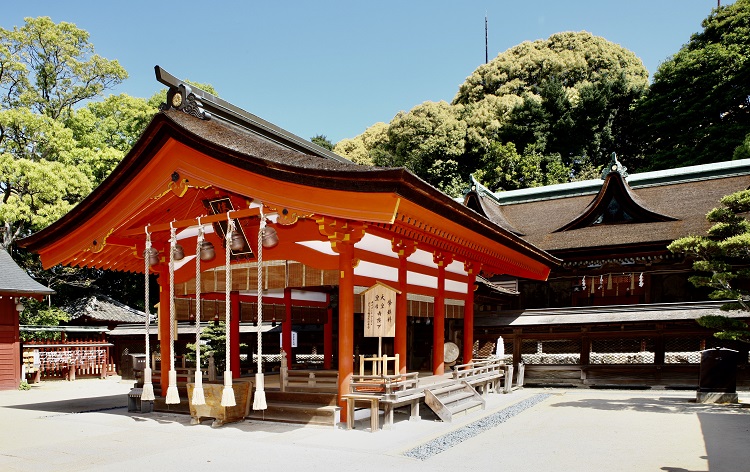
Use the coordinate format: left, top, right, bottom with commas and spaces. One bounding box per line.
280, 352, 339, 393
282, 369, 339, 393
345, 372, 424, 431
452, 358, 505, 395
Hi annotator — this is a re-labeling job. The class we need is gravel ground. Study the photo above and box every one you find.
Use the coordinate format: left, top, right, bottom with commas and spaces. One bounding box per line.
403, 393, 551, 460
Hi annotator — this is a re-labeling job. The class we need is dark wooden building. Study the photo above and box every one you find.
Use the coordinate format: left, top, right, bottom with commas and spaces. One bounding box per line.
0, 249, 54, 389
465, 156, 750, 388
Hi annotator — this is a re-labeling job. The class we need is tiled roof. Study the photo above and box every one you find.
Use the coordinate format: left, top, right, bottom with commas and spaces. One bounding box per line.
65, 294, 149, 323
0, 249, 54, 296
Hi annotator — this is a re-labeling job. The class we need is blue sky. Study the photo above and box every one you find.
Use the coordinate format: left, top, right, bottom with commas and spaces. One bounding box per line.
4, 1, 733, 144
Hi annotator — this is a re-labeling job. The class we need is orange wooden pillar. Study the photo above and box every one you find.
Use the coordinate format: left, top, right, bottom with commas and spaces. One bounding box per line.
337, 239, 355, 419
324, 294, 333, 369
157, 269, 171, 396
282, 287, 293, 369
432, 252, 452, 375
392, 239, 416, 374
317, 217, 365, 422
462, 262, 477, 364
230, 290, 241, 378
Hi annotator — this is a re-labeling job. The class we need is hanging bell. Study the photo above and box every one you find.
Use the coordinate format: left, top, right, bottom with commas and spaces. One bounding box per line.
144, 247, 160, 266
229, 230, 245, 251
172, 243, 185, 261
262, 225, 279, 248
200, 240, 216, 261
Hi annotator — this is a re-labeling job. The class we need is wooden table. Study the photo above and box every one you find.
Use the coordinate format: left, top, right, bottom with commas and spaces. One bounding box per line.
342, 393, 381, 432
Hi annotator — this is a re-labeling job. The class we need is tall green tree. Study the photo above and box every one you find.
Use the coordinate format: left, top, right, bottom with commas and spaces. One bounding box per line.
458, 31, 649, 177
311, 134, 334, 151
0, 17, 128, 247
634, 0, 750, 170
668, 189, 750, 342
337, 32, 650, 195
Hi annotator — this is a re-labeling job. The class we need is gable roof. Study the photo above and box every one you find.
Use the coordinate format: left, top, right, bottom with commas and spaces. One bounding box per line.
465, 159, 750, 255
64, 294, 149, 324
18, 67, 558, 286
0, 249, 54, 298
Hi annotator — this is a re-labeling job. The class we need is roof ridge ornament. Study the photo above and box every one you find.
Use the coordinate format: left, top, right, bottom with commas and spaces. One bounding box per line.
601, 152, 628, 180
161, 82, 211, 121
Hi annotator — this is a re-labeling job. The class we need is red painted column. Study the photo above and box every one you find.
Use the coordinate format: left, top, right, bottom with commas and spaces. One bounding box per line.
157, 270, 171, 397
432, 252, 452, 375
230, 290, 240, 378
283, 287, 293, 370
337, 240, 355, 420
324, 293, 333, 369
462, 262, 477, 365
392, 239, 416, 374
395, 254, 408, 374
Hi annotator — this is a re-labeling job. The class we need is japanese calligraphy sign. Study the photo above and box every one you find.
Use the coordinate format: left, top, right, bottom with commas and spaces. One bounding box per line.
363, 281, 400, 338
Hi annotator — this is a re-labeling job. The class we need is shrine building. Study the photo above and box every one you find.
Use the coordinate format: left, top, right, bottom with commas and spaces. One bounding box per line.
18, 67, 557, 414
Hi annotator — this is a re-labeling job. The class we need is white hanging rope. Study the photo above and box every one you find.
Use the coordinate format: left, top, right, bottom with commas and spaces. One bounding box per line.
165, 223, 180, 404
221, 214, 237, 407
141, 227, 155, 402
191, 221, 206, 405
253, 205, 267, 410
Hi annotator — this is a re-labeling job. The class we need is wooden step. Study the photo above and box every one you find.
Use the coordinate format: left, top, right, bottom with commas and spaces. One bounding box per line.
264, 390, 338, 406
438, 390, 476, 405
423, 380, 486, 423
246, 401, 339, 427
447, 399, 484, 416
429, 383, 468, 397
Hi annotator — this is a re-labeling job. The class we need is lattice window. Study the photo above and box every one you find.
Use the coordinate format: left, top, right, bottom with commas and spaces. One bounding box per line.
664, 336, 721, 364
521, 339, 580, 365
590, 338, 655, 364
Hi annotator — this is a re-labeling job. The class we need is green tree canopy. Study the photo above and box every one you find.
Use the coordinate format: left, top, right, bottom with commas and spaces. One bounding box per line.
634, 0, 750, 170
311, 134, 334, 151
0, 17, 128, 247
668, 189, 750, 342
458, 31, 649, 179
336, 31, 649, 195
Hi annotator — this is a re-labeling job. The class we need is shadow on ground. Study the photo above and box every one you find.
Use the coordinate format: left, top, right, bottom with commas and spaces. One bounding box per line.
4, 394, 128, 414
550, 395, 750, 415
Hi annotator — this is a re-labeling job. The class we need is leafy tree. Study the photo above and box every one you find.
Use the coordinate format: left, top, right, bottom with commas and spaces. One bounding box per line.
668, 189, 750, 342
334, 122, 388, 166
379, 101, 467, 196
460, 32, 649, 176
311, 134, 334, 151
340, 31, 649, 195
0, 17, 127, 247
475, 142, 570, 191
186, 322, 246, 373
634, 0, 750, 170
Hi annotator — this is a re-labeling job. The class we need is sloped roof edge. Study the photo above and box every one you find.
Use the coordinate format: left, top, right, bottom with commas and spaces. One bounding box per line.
0, 249, 54, 297
491, 158, 750, 205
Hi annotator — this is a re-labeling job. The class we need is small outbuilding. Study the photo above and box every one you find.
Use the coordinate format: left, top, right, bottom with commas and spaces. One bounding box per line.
0, 248, 54, 389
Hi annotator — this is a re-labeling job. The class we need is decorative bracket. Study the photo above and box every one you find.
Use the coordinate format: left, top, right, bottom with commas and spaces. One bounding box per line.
316, 216, 366, 253
391, 238, 417, 259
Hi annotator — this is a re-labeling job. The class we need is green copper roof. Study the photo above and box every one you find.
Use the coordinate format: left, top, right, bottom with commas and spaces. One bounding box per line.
483, 158, 750, 205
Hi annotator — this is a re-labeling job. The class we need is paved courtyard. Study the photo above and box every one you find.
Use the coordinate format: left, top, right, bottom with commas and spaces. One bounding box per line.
1, 377, 749, 471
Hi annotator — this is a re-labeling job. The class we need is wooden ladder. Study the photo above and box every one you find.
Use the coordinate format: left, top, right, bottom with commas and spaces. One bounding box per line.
423, 380, 485, 423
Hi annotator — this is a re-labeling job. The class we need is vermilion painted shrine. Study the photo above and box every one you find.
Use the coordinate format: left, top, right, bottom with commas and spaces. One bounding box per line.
18, 67, 557, 417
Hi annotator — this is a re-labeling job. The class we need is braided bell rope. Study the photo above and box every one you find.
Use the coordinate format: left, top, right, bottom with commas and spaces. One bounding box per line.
141, 228, 155, 401
220, 215, 236, 407
191, 222, 206, 405
165, 224, 180, 404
